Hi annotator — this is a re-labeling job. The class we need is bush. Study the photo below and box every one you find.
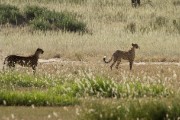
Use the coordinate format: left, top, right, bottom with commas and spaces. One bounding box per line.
0, 4, 87, 33
24, 5, 48, 21
0, 4, 24, 25
30, 18, 52, 30
24, 5, 87, 32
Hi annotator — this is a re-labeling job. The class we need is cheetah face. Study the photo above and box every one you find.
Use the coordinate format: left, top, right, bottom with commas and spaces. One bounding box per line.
36, 48, 44, 54
132, 43, 139, 49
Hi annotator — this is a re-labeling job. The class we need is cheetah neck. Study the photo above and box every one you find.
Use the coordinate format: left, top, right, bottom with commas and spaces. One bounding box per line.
129, 47, 136, 53
34, 52, 41, 58
129, 47, 136, 59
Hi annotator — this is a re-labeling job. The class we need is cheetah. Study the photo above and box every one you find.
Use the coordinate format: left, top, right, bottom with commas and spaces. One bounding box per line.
3, 48, 44, 74
103, 43, 139, 70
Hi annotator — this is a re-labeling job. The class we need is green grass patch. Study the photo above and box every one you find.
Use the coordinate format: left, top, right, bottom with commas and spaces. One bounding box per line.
0, 90, 79, 106
0, 72, 174, 106
53, 76, 172, 98
79, 98, 180, 120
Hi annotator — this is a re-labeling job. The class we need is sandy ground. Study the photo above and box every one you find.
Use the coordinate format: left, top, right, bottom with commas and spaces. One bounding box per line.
0, 58, 180, 70
38, 58, 180, 66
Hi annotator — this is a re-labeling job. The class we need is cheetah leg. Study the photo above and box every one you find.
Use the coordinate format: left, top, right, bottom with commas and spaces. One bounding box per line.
7, 62, 15, 71
116, 60, 121, 69
129, 61, 133, 70
110, 59, 117, 70
32, 66, 36, 75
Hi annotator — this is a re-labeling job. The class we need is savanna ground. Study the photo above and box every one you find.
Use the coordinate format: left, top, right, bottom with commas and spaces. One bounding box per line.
0, 0, 180, 119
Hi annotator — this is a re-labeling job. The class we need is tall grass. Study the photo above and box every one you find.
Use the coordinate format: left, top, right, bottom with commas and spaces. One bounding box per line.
0, 0, 179, 61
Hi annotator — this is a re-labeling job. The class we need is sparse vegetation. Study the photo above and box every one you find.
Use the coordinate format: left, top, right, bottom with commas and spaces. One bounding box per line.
0, 0, 180, 119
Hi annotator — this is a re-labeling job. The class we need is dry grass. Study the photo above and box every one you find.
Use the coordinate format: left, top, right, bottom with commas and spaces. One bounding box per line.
0, 0, 179, 62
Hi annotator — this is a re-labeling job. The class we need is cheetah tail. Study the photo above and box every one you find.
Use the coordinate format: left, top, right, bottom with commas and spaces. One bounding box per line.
103, 56, 113, 63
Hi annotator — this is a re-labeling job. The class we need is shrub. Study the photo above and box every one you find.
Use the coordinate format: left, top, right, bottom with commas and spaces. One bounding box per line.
0, 4, 24, 25
49, 11, 86, 32
30, 18, 52, 31
24, 5, 49, 21
24, 5, 87, 32
0, 4, 87, 33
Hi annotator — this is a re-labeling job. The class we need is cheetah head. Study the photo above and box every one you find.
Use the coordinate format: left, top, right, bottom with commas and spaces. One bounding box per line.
36, 48, 44, 54
132, 43, 139, 49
